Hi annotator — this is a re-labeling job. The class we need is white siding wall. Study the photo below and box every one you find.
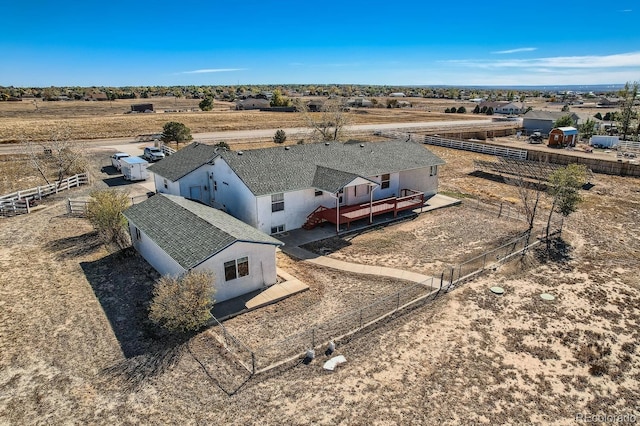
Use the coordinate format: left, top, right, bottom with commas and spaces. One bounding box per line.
196, 241, 278, 302
343, 184, 372, 205
367, 172, 400, 199
177, 164, 212, 205
210, 159, 258, 227
256, 188, 334, 234
128, 222, 185, 277
154, 174, 180, 196
398, 167, 439, 196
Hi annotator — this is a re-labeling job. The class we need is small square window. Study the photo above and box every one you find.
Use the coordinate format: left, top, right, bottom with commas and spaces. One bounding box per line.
213, 181, 217, 191
271, 224, 285, 234
430, 165, 438, 176
315, 190, 323, 197
135, 227, 141, 240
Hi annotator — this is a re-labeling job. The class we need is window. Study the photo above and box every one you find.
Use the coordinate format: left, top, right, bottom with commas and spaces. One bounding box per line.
213, 181, 217, 191
430, 165, 438, 176
224, 257, 250, 281
163, 179, 168, 190
135, 227, 141, 240
271, 224, 285, 234
315, 190, 323, 197
381, 174, 390, 189
271, 193, 284, 212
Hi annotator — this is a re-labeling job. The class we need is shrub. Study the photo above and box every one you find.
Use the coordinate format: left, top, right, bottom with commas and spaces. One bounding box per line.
86, 189, 131, 249
273, 129, 287, 144
149, 270, 216, 332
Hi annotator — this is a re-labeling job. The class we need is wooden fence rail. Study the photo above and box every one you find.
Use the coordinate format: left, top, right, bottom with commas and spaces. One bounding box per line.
0, 173, 90, 217
424, 135, 528, 160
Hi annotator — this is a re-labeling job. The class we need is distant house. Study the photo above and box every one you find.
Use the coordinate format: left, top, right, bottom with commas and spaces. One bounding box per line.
235, 98, 271, 110
150, 140, 445, 234
548, 127, 578, 148
123, 194, 282, 303
522, 110, 580, 135
86, 92, 108, 101
479, 101, 523, 115
388, 92, 406, 97
597, 97, 620, 107
306, 100, 325, 112
346, 98, 373, 108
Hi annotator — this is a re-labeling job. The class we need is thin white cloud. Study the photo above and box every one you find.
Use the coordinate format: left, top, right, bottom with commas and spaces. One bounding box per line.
442, 51, 640, 69
492, 47, 537, 54
619, 9, 632, 12
181, 68, 246, 74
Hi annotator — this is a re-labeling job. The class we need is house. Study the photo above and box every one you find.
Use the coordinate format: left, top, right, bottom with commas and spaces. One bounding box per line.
388, 92, 406, 97
235, 98, 271, 110
306, 100, 325, 112
123, 194, 282, 303
548, 127, 578, 148
522, 110, 580, 135
150, 140, 445, 235
479, 101, 523, 115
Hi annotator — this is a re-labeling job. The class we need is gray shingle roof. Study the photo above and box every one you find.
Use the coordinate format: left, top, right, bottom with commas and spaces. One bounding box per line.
523, 110, 578, 121
149, 142, 219, 181
312, 166, 362, 193
219, 140, 445, 196
123, 194, 282, 270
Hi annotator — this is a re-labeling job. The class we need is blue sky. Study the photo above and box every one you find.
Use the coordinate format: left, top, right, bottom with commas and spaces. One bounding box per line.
1, 0, 639, 87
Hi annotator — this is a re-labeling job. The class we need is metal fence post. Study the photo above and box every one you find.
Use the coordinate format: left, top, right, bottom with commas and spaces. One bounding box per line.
359, 309, 363, 329
251, 352, 255, 375
311, 328, 316, 348
397, 291, 400, 311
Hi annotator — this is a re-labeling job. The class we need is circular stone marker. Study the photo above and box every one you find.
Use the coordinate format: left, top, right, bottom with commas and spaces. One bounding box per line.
490, 286, 505, 295
540, 293, 555, 301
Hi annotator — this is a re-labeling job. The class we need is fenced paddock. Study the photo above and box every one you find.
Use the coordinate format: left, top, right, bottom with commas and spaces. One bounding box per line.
424, 135, 528, 160
203, 203, 563, 384
0, 173, 89, 217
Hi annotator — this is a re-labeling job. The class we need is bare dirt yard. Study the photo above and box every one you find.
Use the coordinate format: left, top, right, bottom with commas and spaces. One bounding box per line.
1, 142, 639, 424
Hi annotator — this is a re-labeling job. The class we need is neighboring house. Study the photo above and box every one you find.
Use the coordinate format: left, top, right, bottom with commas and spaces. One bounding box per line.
150, 140, 445, 234
388, 92, 406, 97
123, 194, 282, 303
306, 100, 324, 112
548, 127, 578, 148
235, 98, 271, 110
597, 97, 620, 107
479, 101, 523, 115
346, 98, 373, 108
522, 110, 579, 135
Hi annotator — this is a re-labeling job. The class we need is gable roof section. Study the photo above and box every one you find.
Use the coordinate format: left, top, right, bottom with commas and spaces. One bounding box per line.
149, 142, 219, 181
312, 166, 362, 193
523, 110, 578, 121
219, 140, 445, 196
123, 194, 282, 270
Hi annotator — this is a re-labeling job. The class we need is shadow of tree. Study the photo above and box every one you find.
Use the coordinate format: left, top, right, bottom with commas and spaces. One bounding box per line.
45, 230, 103, 260
534, 237, 574, 268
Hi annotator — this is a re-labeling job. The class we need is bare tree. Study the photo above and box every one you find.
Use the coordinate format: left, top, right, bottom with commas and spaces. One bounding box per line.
25, 123, 87, 186
296, 98, 351, 141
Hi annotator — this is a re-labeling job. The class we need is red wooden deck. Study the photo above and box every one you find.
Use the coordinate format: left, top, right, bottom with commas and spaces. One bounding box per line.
304, 190, 424, 230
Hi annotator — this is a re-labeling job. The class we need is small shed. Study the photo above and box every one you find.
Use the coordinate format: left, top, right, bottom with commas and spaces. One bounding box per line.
548, 127, 578, 148
131, 103, 154, 113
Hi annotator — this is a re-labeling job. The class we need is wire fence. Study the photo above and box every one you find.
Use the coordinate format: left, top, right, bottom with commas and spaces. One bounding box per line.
201, 200, 564, 383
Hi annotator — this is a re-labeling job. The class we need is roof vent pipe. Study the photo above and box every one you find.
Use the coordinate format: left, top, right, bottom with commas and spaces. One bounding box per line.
325, 142, 330, 146
237, 151, 243, 155
360, 143, 364, 147
285, 146, 290, 150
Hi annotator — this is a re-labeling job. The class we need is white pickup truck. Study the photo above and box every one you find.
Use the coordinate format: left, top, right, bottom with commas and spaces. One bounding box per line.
110, 153, 131, 171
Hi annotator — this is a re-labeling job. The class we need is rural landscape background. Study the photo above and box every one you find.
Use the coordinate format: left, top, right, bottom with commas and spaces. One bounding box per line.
1, 82, 639, 424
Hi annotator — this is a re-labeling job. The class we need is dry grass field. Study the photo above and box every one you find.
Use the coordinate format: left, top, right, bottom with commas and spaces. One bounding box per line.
0, 97, 483, 143
1, 140, 639, 424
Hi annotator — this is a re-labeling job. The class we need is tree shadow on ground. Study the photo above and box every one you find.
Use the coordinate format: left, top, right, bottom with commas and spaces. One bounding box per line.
81, 248, 201, 387
44, 230, 103, 260
468, 170, 548, 191
301, 236, 352, 255
534, 237, 574, 268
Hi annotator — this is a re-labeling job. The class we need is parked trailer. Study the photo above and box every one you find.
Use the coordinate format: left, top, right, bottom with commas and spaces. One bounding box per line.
121, 157, 149, 181
590, 135, 619, 149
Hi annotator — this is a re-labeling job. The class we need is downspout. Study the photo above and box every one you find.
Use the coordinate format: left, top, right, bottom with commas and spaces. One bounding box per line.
369, 184, 376, 223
